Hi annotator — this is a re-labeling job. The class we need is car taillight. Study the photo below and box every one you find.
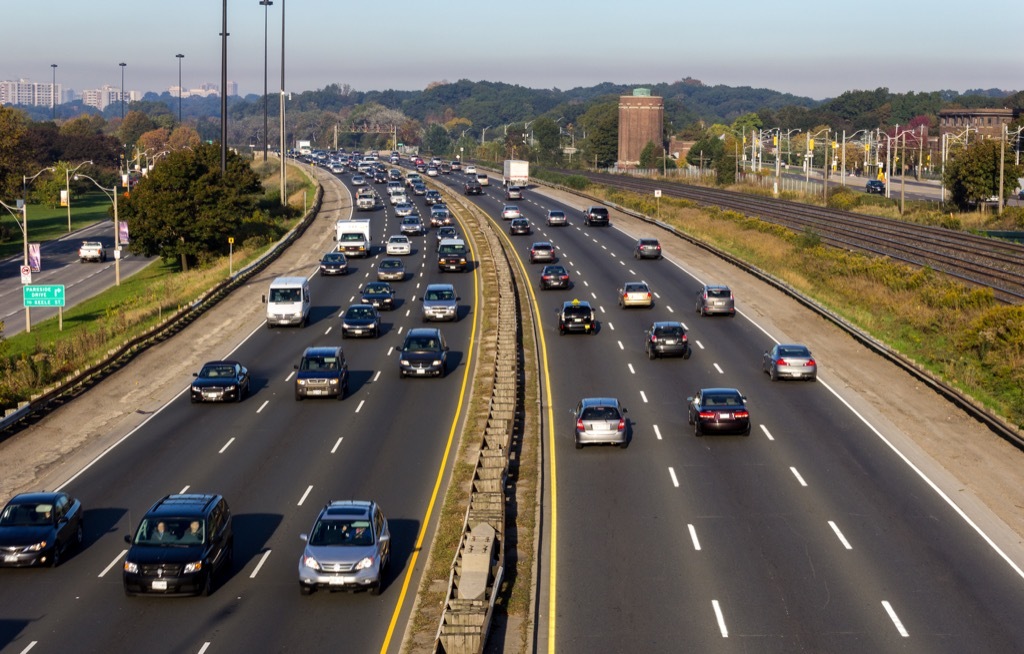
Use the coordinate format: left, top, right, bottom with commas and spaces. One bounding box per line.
617, 418, 625, 430
806, 358, 816, 367
650, 334, 657, 341
698, 410, 715, 419
681, 334, 687, 342
656, 245, 661, 250
775, 358, 787, 366
646, 293, 652, 299
735, 410, 749, 419
576, 419, 585, 431
560, 275, 568, 280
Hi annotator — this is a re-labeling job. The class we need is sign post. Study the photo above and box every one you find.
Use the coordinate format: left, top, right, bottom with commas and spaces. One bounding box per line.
23, 284, 67, 332
654, 189, 662, 220
228, 237, 235, 276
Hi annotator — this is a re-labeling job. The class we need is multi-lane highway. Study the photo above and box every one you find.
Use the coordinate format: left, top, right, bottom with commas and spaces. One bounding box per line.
0, 169, 478, 653
425, 168, 1024, 653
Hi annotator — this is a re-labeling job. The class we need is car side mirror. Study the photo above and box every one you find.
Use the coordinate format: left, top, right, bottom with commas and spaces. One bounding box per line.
379, 533, 390, 543
299, 533, 308, 542
686, 396, 694, 403
124, 534, 132, 544
261, 295, 267, 304
456, 296, 461, 301
294, 364, 299, 370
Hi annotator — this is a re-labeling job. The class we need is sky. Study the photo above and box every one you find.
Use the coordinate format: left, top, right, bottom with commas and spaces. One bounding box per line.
3, 1, 1021, 101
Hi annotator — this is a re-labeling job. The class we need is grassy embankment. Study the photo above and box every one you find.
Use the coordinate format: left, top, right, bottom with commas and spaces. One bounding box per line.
0, 161, 314, 408
534, 169, 1024, 429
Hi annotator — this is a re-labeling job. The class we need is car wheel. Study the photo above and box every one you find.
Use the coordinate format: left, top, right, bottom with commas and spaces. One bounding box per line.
559, 326, 565, 335
341, 331, 348, 339
647, 346, 656, 360
619, 438, 629, 449
295, 393, 303, 401
190, 395, 198, 404
299, 583, 316, 596
50, 545, 60, 567
75, 521, 85, 548
687, 410, 694, 426
370, 581, 382, 596
575, 438, 583, 450
683, 348, 691, 360
694, 422, 703, 437
769, 367, 778, 382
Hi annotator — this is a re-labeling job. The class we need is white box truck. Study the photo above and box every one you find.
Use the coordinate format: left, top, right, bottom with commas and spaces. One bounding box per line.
336, 218, 372, 257
502, 159, 529, 187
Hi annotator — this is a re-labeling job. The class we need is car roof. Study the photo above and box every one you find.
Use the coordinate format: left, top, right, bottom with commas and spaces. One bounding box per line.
532, 241, 553, 247
407, 327, 442, 337
200, 359, 241, 368
7, 491, 67, 504
579, 397, 620, 407
651, 321, 684, 329
704, 284, 731, 291
321, 500, 374, 519
425, 283, 455, 291
562, 299, 591, 308
303, 346, 343, 357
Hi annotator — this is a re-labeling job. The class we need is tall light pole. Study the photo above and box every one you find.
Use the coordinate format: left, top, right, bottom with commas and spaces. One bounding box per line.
220, 0, 229, 174
75, 174, 122, 286
119, 62, 127, 121
260, 0, 272, 163
50, 64, 58, 120
1, 198, 30, 331
279, 0, 287, 206
841, 129, 869, 187
64, 160, 92, 232
176, 54, 184, 124
481, 125, 490, 145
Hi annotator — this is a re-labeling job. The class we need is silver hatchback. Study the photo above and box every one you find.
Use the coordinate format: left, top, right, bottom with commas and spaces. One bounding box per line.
573, 397, 629, 449
696, 284, 735, 316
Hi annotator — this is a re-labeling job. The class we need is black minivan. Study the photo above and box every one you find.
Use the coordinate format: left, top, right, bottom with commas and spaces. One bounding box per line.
123, 494, 233, 596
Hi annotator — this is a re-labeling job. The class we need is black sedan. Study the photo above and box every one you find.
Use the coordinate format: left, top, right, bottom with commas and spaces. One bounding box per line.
341, 303, 381, 338
319, 251, 349, 276
644, 321, 690, 359
360, 281, 396, 310
687, 388, 750, 436
865, 180, 885, 194
539, 265, 571, 290
0, 491, 84, 567
191, 360, 250, 403
509, 218, 532, 235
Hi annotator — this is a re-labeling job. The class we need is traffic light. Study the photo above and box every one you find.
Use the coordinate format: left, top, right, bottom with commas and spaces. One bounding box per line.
808, 139, 815, 151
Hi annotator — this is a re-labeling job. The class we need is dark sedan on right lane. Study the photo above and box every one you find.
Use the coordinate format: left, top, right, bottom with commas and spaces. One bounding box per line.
687, 388, 750, 436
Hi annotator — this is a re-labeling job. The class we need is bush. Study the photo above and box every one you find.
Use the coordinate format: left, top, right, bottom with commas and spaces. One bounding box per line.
827, 187, 860, 211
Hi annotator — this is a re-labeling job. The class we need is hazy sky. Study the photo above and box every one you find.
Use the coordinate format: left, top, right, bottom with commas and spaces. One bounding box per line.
4, 1, 1020, 101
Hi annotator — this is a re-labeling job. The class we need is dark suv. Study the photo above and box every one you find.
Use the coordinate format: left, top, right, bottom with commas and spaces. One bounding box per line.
295, 346, 349, 400
464, 180, 483, 195
865, 180, 885, 195
399, 328, 449, 377
583, 206, 610, 226
556, 299, 597, 335
123, 494, 233, 596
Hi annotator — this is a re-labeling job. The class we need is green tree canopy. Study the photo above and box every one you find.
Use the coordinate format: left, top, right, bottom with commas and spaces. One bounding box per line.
942, 139, 1024, 209
119, 143, 263, 271
422, 124, 451, 156
531, 117, 562, 165
578, 101, 618, 168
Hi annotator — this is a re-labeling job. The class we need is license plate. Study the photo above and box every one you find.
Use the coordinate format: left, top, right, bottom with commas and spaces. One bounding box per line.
309, 390, 324, 396
353, 329, 363, 334
151, 580, 168, 590
573, 319, 582, 323
719, 412, 732, 420
203, 393, 221, 399
416, 369, 425, 374
328, 576, 354, 586
663, 339, 676, 344
4, 554, 18, 562
714, 301, 724, 306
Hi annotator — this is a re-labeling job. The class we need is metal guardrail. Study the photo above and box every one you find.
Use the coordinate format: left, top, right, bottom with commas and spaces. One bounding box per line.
0, 173, 324, 435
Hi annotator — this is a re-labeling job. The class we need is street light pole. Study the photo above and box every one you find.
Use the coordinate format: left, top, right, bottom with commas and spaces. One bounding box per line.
51, 64, 57, 120
75, 174, 122, 285
119, 62, 127, 121
279, 0, 287, 206
0, 199, 30, 331
220, 0, 229, 174
64, 161, 92, 232
260, 0, 272, 163
176, 54, 184, 124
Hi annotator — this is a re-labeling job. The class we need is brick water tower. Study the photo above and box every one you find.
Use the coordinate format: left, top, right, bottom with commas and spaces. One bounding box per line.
617, 88, 664, 169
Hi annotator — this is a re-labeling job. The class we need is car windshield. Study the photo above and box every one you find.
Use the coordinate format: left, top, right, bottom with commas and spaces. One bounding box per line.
309, 519, 374, 547
439, 244, 467, 255
0, 502, 55, 526
346, 307, 375, 319
268, 287, 302, 302
625, 284, 647, 293
199, 364, 236, 378
339, 234, 364, 243
364, 284, 389, 294
549, 211, 564, 217
426, 289, 455, 301
301, 356, 339, 372
405, 336, 440, 352
390, 237, 408, 243
381, 261, 401, 269
323, 254, 345, 263
133, 518, 205, 546
581, 406, 619, 420
544, 267, 566, 275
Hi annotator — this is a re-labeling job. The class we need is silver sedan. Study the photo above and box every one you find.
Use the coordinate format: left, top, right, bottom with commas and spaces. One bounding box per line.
762, 343, 817, 381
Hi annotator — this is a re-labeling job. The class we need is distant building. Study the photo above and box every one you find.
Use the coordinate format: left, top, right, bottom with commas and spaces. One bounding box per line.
617, 88, 664, 169
0, 79, 62, 107
168, 81, 239, 98
938, 108, 1018, 140
82, 85, 139, 111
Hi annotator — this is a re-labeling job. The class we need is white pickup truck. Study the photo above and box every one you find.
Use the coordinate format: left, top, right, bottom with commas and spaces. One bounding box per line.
355, 188, 376, 211
78, 241, 107, 262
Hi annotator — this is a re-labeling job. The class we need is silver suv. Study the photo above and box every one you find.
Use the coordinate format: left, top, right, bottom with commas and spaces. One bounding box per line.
422, 283, 459, 322
298, 500, 390, 596
696, 284, 735, 316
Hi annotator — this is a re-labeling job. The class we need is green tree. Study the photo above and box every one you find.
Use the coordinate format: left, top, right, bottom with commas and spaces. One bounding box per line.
422, 123, 451, 156
639, 141, 659, 169
578, 101, 618, 168
530, 117, 562, 164
943, 139, 1024, 209
685, 133, 724, 170
118, 111, 157, 151
0, 106, 29, 198
119, 143, 263, 271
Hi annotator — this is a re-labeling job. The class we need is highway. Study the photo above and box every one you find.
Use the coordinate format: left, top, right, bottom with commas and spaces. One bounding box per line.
0, 169, 477, 653
0, 221, 154, 337
425, 168, 1024, 653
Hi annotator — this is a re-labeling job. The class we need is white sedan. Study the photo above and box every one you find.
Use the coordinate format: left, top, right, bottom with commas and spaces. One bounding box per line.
464, 165, 477, 175
386, 235, 412, 256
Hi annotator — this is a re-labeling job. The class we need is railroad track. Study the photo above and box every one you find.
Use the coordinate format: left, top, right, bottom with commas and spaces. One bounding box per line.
564, 170, 1024, 303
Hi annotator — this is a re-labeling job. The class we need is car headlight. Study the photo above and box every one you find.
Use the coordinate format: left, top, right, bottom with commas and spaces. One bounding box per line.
342, 322, 353, 329
302, 555, 320, 571
183, 561, 203, 574
124, 561, 138, 573
355, 556, 375, 571
191, 386, 201, 393
27, 540, 48, 551
400, 359, 410, 366
329, 378, 339, 385
431, 359, 442, 366
225, 384, 237, 391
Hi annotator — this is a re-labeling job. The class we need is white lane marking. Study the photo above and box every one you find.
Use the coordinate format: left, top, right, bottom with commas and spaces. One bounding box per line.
829, 521, 853, 550
285, 371, 296, 382
591, 292, 598, 300
257, 400, 269, 413
18, 642, 37, 654
99, 550, 127, 577
607, 322, 615, 331
712, 600, 729, 637
640, 390, 648, 403
197, 644, 212, 654
582, 280, 589, 287
653, 292, 661, 299
680, 321, 688, 330
668, 467, 679, 487
667, 306, 674, 314
324, 326, 332, 335
218, 437, 235, 454
355, 400, 366, 413
713, 363, 724, 374
688, 524, 701, 550
179, 485, 190, 494
617, 341, 624, 350
882, 601, 909, 637
760, 425, 775, 441
297, 485, 313, 506
619, 260, 625, 266
405, 309, 411, 318
695, 340, 705, 349
628, 364, 635, 375
331, 437, 343, 454
599, 305, 606, 314
653, 424, 662, 440
373, 370, 381, 381
790, 467, 808, 487
249, 549, 272, 578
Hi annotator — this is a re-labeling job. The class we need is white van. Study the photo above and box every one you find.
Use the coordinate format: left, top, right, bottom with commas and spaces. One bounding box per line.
264, 276, 311, 327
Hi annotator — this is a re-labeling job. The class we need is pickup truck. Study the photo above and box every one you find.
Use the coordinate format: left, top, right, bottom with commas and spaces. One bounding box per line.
78, 241, 107, 262
355, 188, 376, 211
